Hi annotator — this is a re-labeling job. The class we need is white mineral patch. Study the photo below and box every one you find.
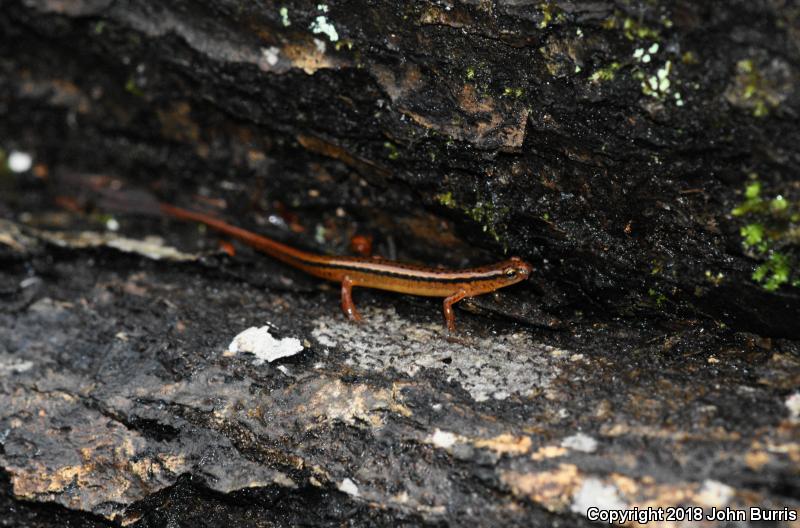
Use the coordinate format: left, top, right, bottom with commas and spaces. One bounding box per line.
571, 478, 626, 515
105, 236, 194, 260
785, 392, 800, 421
312, 307, 563, 402
561, 433, 598, 453
272, 472, 297, 489
695, 479, 734, 507
0, 360, 34, 374
261, 46, 280, 66
429, 429, 458, 449
338, 478, 359, 496
35, 228, 195, 261
8, 151, 32, 173
228, 326, 304, 364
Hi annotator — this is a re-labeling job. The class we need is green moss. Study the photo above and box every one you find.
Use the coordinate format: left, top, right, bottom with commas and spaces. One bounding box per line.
732, 59, 777, 118
502, 87, 524, 98
732, 177, 799, 291
589, 62, 621, 82
383, 141, 399, 161
538, 2, 555, 28
537, 2, 566, 29
731, 181, 766, 216
466, 67, 476, 80
753, 252, 793, 291
740, 223, 765, 248
650, 259, 663, 275
539, 8, 552, 28
467, 200, 510, 243
625, 19, 658, 40
125, 77, 144, 98
436, 191, 510, 244
436, 191, 455, 208
681, 51, 699, 65
648, 288, 667, 307
705, 270, 724, 286
334, 40, 354, 51
93, 212, 115, 226
745, 181, 761, 199
602, 12, 660, 41
771, 196, 789, 212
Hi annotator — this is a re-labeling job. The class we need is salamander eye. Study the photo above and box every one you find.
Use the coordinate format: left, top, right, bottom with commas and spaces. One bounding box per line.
504, 268, 518, 279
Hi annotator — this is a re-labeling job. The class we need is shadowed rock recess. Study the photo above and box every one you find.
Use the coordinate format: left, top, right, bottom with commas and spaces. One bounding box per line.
1, 1, 799, 526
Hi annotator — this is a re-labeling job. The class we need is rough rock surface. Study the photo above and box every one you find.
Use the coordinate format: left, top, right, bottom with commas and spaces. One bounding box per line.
1, 0, 800, 525
0, 223, 798, 526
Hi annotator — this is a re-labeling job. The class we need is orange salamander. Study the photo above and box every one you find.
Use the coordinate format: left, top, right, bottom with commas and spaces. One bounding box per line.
159, 203, 533, 331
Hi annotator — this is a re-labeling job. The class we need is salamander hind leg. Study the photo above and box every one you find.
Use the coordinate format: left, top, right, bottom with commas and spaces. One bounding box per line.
442, 290, 468, 332
341, 276, 362, 322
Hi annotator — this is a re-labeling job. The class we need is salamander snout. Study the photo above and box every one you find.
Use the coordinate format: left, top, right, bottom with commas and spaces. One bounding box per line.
503, 257, 533, 282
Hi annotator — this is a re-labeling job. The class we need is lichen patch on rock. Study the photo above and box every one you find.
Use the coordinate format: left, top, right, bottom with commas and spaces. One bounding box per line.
311, 307, 565, 402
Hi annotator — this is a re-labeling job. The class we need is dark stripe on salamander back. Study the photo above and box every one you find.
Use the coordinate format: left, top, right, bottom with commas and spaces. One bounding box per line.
285, 253, 505, 284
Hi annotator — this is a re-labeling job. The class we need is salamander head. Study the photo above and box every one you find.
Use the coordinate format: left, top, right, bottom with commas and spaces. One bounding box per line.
498, 256, 533, 286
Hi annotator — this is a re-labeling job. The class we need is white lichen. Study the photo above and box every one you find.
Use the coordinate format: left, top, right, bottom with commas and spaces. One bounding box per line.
310, 15, 339, 42
311, 307, 563, 402
634, 43, 660, 65
279, 6, 291, 27
641, 60, 674, 99
561, 433, 598, 453
656, 60, 672, 91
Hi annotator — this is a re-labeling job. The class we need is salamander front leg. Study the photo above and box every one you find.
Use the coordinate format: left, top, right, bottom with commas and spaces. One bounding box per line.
341, 276, 362, 322
443, 289, 468, 332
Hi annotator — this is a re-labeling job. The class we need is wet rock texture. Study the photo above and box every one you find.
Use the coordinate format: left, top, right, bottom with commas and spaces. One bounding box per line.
1, 0, 799, 526
0, 230, 799, 526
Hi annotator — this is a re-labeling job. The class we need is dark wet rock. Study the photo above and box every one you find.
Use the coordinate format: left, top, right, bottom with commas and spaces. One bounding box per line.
1, 0, 800, 525
0, 237, 797, 526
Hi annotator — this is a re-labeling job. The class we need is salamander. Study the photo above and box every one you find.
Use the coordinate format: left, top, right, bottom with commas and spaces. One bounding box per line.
159, 203, 532, 331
